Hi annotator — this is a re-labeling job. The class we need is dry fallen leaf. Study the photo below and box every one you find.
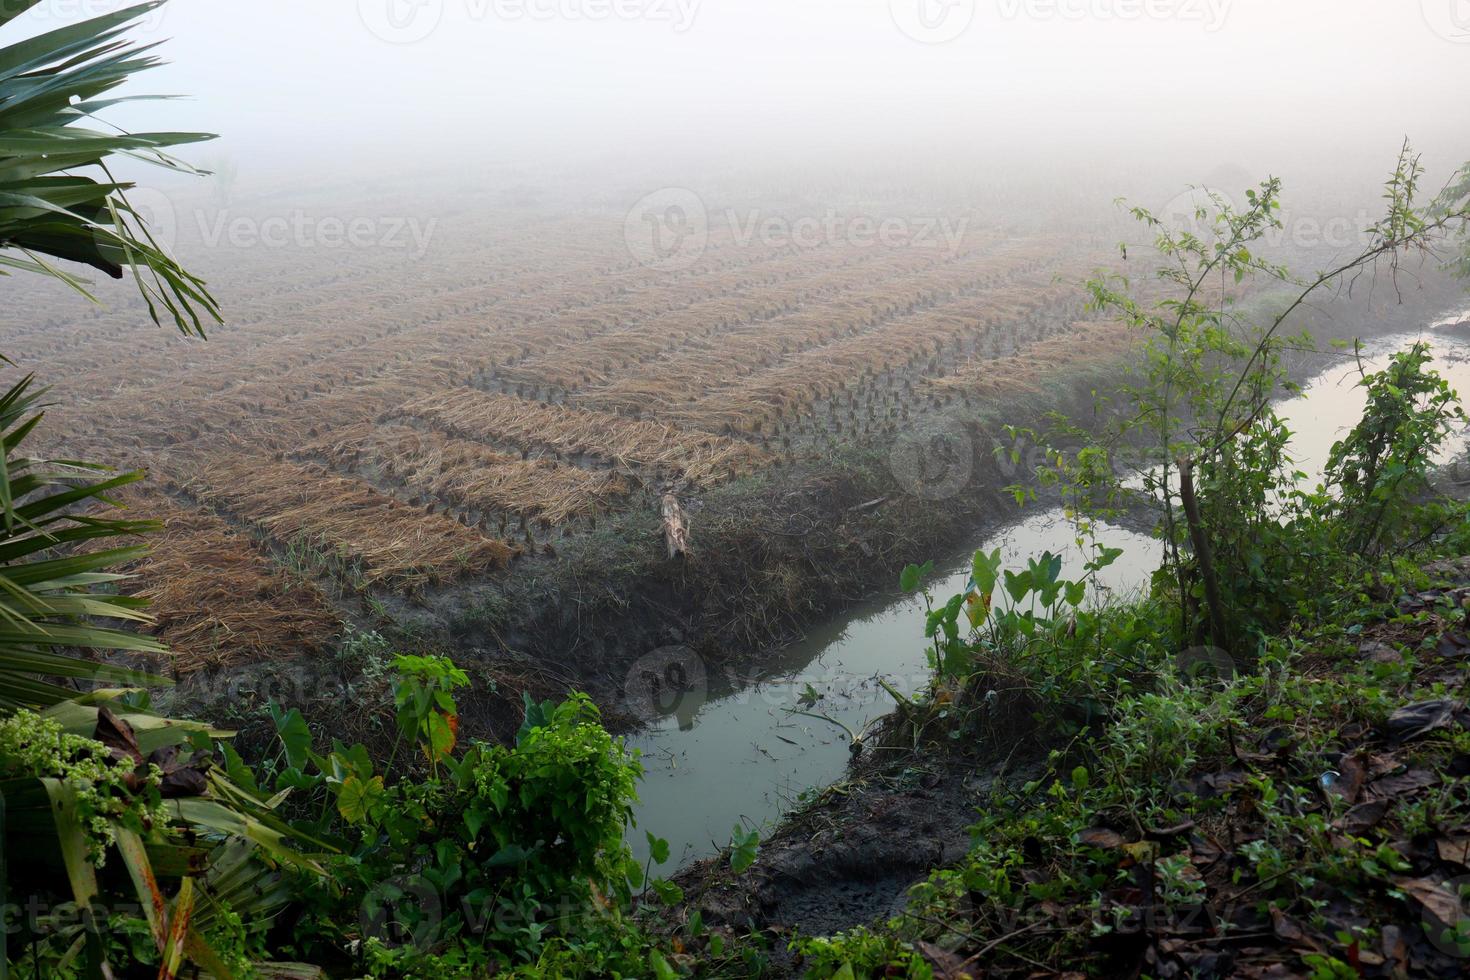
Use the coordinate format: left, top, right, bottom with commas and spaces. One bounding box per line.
1380, 924, 1409, 973
1331, 751, 1367, 803
1335, 799, 1389, 835
1435, 836, 1470, 867
1076, 827, 1127, 849
915, 940, 973, 979
1269, 907, 1320, 952
1368, 768, 1439, 799
1386, 700, 1465, 741
1394, 876, 1463, 927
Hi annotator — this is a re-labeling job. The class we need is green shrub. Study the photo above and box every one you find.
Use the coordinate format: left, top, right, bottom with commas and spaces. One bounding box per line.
255, 657, 657, 974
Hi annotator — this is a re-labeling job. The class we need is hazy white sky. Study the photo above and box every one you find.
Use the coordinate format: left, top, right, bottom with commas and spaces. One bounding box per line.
11, 0, 1469, 192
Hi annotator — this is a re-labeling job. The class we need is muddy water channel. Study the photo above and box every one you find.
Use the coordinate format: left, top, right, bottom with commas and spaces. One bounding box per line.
628, 315, 1470, 867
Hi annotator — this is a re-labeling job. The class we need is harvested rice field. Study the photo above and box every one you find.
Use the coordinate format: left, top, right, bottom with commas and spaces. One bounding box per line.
0, 180, 1181, 709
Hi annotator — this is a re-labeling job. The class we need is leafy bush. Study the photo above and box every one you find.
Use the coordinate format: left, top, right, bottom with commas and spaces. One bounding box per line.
1013, 146, 1470, 654
1322, 341, 1467, 555
246, 657, 668, 975
0, 709, 168, 863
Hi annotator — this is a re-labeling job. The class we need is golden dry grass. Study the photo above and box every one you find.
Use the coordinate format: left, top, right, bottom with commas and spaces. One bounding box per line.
661, 280, 1080, 432
929, 321, 1138, 398
6, 223, 1118, 605
182, 456, 518, 587
301, 422, 630, 524
102, 490, 342, 674
401, 388, 769, 484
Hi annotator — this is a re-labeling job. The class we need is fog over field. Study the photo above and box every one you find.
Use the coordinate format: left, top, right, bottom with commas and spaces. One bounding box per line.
9, 0, 1469, 198
7, 0, 1470, 975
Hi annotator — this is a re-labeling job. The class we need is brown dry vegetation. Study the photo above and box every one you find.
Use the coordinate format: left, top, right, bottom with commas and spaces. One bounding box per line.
299, 422, 630, 524
400, 388, 770, 485
929, 320, 1140, 397
101, 490, 342, 673
0, 192, 1126, 677
180, 456, 519, 588
673, 279, 1082, 432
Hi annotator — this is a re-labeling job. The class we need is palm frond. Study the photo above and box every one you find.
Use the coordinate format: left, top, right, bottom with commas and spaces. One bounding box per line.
0, 375, 174, 710
0, 0, 221, 337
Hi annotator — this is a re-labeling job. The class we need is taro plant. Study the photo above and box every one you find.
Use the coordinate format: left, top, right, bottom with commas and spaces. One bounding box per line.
390, 652, 469, 772
900, 541, 1123, 685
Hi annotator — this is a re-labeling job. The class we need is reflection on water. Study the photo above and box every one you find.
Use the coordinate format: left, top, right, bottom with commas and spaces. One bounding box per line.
627, 512, 1160, 866
1277, 329, 1470, 485
626, 318, 1470, 867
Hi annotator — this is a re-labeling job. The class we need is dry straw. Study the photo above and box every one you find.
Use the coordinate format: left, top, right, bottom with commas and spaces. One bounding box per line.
95, 490, 342, 674
930, 321, 1137, 398
183, 456, 517, 588
303, 422, 630, 524
403, 388, 768, 485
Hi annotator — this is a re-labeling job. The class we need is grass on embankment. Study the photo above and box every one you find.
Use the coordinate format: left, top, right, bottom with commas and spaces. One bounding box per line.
784, 523, 1470, 978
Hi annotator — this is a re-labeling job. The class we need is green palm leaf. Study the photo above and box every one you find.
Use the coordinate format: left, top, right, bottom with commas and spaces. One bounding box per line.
0, 0, 221, 339
0, 6, 327, 975
0, 375, 171, 710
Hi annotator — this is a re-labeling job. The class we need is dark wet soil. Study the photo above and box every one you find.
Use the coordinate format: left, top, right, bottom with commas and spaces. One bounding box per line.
672, 739, 1045, 972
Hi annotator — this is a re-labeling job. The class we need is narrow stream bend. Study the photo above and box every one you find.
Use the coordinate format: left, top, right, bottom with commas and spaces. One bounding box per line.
627, 316, 1470, 867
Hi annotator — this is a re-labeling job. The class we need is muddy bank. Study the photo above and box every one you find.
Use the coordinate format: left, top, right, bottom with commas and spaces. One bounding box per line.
472, 281, 1467, 726
668, 726, 1049, 974
169, 279, 1468, 757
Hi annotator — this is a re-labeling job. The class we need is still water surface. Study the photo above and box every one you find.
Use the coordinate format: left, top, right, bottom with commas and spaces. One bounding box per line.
627, 317, 1470, 867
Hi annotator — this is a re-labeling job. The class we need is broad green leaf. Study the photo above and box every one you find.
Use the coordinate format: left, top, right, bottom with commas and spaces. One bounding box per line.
158, 875, 195, 979
971, 547, 1001, 597
115, 827, 166, 951
39, 778, 98, 909
269, 705, 312, 771
1003, 569, 1032, 604
648, 949, 677, 980
335, 774, 384, 825
646, 831, 670, 865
